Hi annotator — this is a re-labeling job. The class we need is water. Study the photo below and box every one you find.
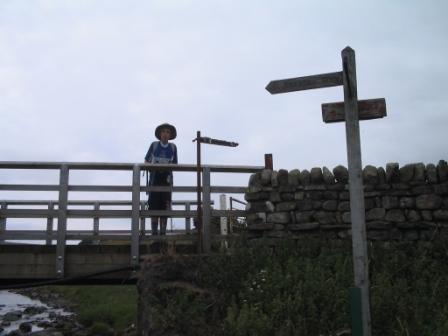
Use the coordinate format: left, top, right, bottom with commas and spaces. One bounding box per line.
0, 290, 71, 335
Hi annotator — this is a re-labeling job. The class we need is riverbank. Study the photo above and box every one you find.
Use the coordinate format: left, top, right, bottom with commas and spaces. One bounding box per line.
0, 290, 80, 336
13, 286, 137, 336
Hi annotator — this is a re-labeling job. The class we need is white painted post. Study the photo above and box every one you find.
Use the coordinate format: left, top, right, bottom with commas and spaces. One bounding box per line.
56, 165, 69, 278
342, 46, 371, 336
219, 194, 228, 235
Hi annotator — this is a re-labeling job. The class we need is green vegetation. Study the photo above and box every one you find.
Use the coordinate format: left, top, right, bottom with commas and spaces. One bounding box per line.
49, 284, 137, 333
46, 238, 448, 335
147, 238, 448, 336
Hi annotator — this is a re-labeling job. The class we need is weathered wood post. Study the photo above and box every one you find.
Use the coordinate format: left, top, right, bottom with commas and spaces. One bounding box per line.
341, 47, 371, 336
0, 201, 7, 243
93, 201, 100, 238
185, 201, 191, 234
140, 201, 146, 236
56, 165, 69, 277
46, 201, 54, 245
266, 46, 386, 336
219, 194, 228, 235
202, 166, 211, 253
131, 164, 141, 266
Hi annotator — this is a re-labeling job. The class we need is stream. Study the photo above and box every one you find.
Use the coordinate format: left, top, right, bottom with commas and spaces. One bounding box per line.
0, 290, 72, 335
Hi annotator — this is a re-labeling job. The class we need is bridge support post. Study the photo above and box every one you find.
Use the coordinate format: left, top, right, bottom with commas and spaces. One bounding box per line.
56, 165, 69, 277
131, 165, 141, 266
93, 202, 100, 238
202, 166, 211, 253
46, 201, 54, 245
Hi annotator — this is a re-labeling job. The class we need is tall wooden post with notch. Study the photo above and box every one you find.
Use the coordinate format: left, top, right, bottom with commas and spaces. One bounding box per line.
266, 46, 387, 336
193, 133, 238, 253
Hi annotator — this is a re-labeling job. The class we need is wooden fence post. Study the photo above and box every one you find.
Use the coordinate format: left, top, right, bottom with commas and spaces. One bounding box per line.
56, 165, 69, 278
202, 166, 211, 253
46, 201, 54, 245
131, 164, 141, 266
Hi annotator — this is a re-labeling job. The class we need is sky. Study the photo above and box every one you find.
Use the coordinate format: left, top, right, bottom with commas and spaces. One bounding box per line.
1, 0, 447, 227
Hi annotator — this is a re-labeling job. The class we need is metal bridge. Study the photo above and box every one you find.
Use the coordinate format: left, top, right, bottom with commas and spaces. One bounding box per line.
0, 161, 262, 286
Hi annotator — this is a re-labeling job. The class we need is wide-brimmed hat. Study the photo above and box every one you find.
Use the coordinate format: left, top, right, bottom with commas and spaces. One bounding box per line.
155, 123, 177, 140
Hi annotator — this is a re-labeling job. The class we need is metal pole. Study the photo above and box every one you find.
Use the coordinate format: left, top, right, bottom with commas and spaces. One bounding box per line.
196, 131, 203, 252
342, 46, 371, 336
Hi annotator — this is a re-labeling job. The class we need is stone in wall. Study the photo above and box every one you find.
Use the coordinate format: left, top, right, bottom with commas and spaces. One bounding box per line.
310, 168, 323, 184
333, 165, 348, 184
399, 164, 415, 182
386, 163, 399, 183
288, 169, 300, 186
322, 167, 335, 185
426, 164, 438, 183
438, 160, 448, 182
416, 195, 442, 210
299, 169, 310, 186
363, 165, 378, 185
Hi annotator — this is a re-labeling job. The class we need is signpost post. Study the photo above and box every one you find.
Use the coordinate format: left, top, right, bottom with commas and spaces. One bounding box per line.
193, 133, 238, 252
266, 46, 386, 336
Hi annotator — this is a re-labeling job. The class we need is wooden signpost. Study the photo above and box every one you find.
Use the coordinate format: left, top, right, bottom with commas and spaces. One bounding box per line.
266, 47, 386, 336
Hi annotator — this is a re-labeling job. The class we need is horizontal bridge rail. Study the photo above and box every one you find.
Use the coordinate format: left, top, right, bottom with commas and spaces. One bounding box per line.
0, 160, 262, 279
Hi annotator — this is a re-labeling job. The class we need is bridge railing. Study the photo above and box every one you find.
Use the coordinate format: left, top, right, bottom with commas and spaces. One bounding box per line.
0, 161, 263, 277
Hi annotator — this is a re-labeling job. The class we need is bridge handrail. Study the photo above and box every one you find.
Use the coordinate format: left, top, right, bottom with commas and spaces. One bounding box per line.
0, 161, 262, 173
0, 160, 262, 277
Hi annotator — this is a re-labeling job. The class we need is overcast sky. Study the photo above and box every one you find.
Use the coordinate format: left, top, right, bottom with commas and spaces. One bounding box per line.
1, 0, 447, 195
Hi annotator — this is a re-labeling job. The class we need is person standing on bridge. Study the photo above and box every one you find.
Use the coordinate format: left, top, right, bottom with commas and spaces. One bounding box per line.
145, 123, 178, 235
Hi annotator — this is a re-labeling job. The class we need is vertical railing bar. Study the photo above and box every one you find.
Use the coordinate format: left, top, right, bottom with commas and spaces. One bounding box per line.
185, 202, 191, 234
56, 165, 69, 278
140, 201, 146, 236
202, 166, 211, 253
46, 201, 54, 245
0, 201, 7, 243
131, 164, 141, 266
93, 202, 100, 237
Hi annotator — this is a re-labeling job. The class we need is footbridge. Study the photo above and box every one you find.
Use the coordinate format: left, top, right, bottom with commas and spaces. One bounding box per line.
0, 161, 263, 286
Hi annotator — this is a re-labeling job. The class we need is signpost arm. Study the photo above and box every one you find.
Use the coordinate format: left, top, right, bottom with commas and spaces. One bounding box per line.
341, 46, 372, 336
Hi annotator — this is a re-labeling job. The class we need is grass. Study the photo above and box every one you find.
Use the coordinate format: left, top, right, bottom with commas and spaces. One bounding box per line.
49, 285, 137, 332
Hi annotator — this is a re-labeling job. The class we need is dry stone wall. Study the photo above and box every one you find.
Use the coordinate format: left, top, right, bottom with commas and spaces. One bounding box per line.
245, 160, 448, 241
